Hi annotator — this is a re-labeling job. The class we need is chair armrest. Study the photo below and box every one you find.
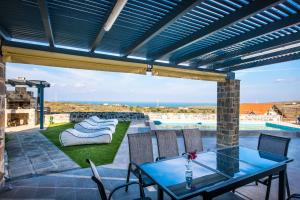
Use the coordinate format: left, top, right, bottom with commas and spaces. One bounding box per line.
108, 181, 140, 200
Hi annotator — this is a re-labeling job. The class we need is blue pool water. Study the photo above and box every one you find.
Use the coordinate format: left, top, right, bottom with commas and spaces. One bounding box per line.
154, 121, 300, 132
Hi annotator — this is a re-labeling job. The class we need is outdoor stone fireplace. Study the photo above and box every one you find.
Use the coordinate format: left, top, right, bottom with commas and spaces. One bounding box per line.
5, 83, 38, 128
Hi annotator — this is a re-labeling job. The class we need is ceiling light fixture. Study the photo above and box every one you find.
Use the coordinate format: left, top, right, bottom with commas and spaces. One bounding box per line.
104, 0, 128, 32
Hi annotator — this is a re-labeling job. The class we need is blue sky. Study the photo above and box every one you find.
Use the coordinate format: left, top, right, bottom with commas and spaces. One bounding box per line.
6, 59, 300, 103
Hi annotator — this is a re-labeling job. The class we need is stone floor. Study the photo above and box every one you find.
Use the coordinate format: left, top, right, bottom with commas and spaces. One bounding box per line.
5, 128, 79, 179
1, 121, 300, 199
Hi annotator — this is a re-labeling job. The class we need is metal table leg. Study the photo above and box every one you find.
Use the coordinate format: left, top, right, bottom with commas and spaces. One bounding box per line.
278, 166, 287, 200
157, 187, 164, 200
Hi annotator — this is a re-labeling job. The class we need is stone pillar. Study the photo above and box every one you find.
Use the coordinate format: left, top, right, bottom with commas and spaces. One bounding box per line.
0, 43, 6, 187
217, 79, 240, 147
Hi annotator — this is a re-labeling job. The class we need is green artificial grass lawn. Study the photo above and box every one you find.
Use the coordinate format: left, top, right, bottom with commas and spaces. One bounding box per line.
42, 121, 130, 168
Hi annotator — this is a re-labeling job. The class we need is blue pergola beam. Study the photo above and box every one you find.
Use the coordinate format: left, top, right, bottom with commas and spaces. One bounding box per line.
214, 46, 300, 70
122, 1, 203, 57
151, 0, 285, 61
174, 12, 300, 64
90, 29, 106, 53
197, 31, 300, 69
90, 0, 117, 52
0, 26, 11, 41
224, 47, 300, 72
38, 0, 54, 47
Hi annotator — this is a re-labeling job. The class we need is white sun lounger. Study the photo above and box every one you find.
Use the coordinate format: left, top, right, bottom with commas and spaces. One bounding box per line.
60, 128, 112, 146
89, 116, 118, 125
74, 121, 116, 133
84, 119, 116, 127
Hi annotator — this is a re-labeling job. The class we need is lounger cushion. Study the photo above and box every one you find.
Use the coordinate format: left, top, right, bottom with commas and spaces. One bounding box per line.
74, 121, 116, 133
89, 116, 118, 125
84, 119, 117, 127
60, 128, 112, 146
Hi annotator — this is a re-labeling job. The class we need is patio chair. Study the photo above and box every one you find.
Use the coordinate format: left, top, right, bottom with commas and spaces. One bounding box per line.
60, 128, 112, 146
86, 159, 151, 200
155, 130, 179, 159
256, 134, 291, 200
182, 129, 203, 153
125, 133, 155, 193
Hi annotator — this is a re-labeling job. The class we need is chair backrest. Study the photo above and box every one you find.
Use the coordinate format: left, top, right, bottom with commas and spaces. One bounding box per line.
182, 129, 203, 153
128, 133, 154, 164
258, 134, 291, 156
86, 159, 108, 200
155, 130, 179, 158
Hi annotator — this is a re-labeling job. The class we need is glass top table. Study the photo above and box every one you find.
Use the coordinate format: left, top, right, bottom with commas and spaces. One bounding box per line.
138, 146, 291, 200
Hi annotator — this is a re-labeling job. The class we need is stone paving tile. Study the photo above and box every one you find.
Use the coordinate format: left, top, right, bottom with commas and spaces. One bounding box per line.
32, 161, 54, 170
6, 128, 79, 179
9, 168, 35, 178
55, 188, 77, 200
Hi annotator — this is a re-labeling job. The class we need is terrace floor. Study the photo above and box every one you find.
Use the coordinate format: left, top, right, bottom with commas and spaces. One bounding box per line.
5, 128, 79, 179
1, 121, 300, 199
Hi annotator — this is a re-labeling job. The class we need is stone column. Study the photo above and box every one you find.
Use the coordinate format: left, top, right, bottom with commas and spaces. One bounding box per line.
217, 79, 240, 147
0, 43, 6, 187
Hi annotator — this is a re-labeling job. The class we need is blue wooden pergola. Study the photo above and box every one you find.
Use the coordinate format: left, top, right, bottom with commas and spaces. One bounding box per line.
0, 0, 299, 74
6, 79, 50, 130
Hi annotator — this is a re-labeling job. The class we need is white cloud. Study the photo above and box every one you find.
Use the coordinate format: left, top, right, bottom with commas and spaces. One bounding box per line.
275, 78, 285, 83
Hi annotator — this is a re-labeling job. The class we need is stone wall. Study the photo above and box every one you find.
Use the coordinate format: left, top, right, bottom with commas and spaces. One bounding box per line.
70, 112, 147, 122
240, 114, 281, 122
217, 80, 240, 147
147, 113, 215, 122
147, 112, 281, 123
6, 86, 36, 109
45, 112, 147, 123
0, 51, 6, 187
45, 111, 281, 127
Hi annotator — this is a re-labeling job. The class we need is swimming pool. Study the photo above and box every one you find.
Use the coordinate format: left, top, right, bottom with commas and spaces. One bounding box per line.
153, 121, 300, 132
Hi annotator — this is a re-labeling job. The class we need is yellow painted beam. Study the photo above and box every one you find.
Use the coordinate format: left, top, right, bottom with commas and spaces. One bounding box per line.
2, 46, 147, 75
152, 66, 226, 82
2, 46, 226, 82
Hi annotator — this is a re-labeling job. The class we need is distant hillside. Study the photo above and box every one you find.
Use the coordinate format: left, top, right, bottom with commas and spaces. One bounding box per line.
274, 102, 300, 122
45, 101, 216, 114
45, 101, 300, 119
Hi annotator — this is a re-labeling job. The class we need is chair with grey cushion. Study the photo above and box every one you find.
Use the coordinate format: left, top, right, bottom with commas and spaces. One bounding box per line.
125, 133, 155, 193
256, 134, 291, 200
182, 129, 203, 153
87, 159, 150, 200
155, 130, 179, 159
